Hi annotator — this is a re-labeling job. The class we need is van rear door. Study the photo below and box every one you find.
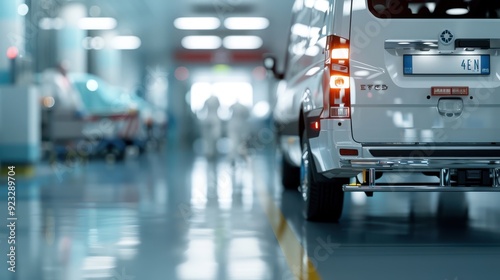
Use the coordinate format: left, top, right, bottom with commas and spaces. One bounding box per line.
349, 0, 500, 144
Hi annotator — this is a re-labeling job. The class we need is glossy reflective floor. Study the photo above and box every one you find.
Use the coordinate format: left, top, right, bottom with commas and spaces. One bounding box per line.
2, 137, 500, 280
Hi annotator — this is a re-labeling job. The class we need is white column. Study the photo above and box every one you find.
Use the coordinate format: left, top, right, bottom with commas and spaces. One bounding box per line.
57, 3, 86, 73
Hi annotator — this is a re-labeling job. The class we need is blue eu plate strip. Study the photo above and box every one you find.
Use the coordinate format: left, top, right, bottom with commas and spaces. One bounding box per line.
403, 55, 413, 75
481, 55, 490, 75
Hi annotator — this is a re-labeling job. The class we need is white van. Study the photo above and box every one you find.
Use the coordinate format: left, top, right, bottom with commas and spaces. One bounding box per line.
265, 0, 500, 222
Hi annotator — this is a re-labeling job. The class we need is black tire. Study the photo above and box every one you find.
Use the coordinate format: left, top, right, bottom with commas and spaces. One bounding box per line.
436, 192, 469, 226
301, 131, 346, 223
281, 157, 300, 190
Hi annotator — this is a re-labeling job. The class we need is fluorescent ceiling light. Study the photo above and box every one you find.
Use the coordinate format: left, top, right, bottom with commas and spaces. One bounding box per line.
174, 17, 220, 30
182, 36, 222, 49
78, 17, 117, 30
111, 36, 141, 50
224, 17, 269, 30
223, 36, 263, 49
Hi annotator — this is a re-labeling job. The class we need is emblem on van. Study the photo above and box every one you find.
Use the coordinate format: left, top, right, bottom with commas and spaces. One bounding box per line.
360, 84, 388, 91
440, 30, 454, 45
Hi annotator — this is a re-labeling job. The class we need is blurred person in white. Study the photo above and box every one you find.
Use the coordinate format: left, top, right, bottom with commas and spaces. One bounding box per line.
199, 95, 222, 159
227, 101, 250, 163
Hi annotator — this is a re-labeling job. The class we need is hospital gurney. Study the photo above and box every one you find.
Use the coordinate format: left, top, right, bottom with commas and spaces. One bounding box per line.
82, 110, 146, 161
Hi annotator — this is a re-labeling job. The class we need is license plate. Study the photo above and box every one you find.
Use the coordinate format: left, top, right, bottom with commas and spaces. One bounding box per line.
404, 55, 490, 75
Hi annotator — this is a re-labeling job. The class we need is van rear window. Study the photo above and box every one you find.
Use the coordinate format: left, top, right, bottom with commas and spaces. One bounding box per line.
368, 0, 500, 19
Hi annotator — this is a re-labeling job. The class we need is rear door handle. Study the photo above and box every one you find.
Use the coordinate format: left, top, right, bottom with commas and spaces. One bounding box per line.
438, 98, 464, 117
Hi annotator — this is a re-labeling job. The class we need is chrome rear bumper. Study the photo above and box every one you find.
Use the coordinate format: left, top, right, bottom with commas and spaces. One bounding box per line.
343, 185, 500, 192
341, 159, 500, 170
342, 167, 500, 192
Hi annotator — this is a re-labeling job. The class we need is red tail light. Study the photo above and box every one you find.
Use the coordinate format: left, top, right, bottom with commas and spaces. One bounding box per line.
326, 35, 350, 119
310, 120, 320, 131
339, 149, 359, 156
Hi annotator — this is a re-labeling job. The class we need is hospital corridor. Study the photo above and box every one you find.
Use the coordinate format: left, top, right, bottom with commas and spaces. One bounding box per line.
2, 0, 500, 280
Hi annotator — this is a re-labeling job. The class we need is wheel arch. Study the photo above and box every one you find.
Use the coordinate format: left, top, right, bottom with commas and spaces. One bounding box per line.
299, 108, 305, 145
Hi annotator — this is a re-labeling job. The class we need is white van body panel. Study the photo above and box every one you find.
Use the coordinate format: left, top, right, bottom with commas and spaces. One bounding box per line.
332, 0, 352, 39
349, 0, 500, 144
274, 0, 500, 180
270, 0, 500, 224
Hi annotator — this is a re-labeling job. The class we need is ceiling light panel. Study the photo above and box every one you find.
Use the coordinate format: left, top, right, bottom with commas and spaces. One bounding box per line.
224, 17, 269, 30
182, 36, 222, 49
111, 36, 142, 50
174, 17, 221, 30
223, 36, 263, 50
78, 17, 117, 30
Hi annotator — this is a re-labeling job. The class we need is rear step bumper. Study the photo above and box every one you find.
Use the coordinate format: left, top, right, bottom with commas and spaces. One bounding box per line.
342, 168, 500, 192
341, 159, 500, 170
343, 185, 500, 192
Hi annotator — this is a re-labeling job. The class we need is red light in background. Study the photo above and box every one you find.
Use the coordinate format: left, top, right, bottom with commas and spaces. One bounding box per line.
6, 47, 18, 59
174, 66, 189, 81
252, 66, 267, 80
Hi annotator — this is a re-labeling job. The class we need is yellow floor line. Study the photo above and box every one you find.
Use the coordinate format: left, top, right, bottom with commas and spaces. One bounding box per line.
256, 186, 322, 280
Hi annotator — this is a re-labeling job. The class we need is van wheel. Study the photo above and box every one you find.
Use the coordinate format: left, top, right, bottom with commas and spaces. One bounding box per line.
436, 192, 468, 226
281, 158, 300, 190
301, 132, 345, 222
